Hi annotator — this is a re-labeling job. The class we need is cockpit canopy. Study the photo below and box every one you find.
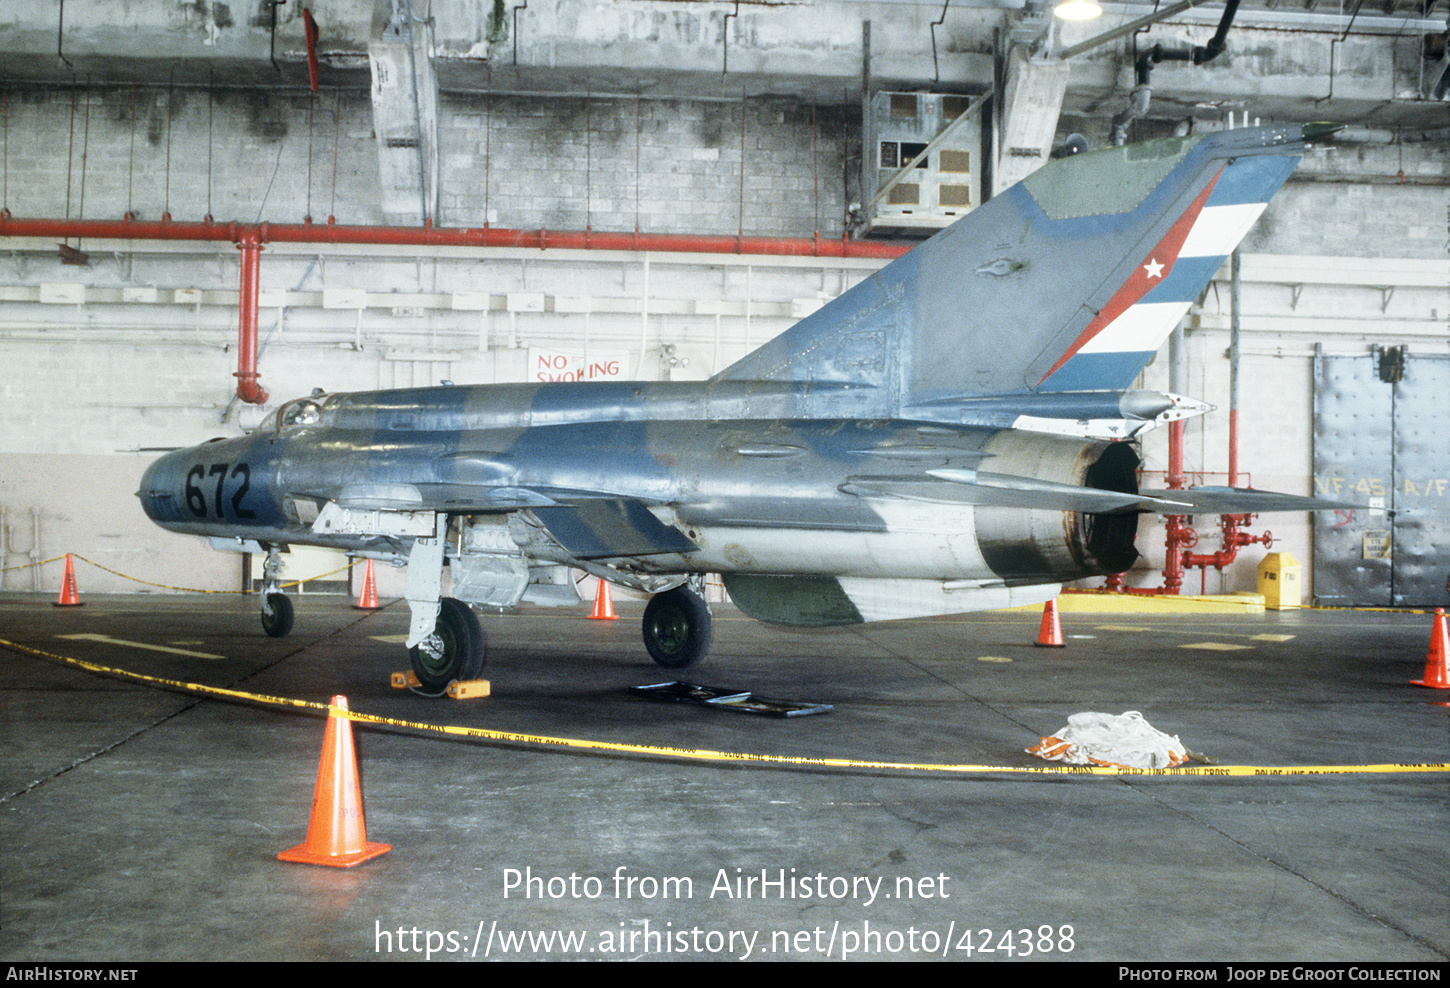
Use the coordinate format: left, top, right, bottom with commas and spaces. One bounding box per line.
261, 395, 330, 433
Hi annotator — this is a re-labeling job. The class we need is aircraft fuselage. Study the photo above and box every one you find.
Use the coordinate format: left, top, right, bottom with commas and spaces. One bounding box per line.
139, 379, 1136, 591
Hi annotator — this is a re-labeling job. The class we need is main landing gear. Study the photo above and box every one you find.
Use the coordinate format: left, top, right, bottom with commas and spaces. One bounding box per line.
642, 583, 712, 669
409, 596, 486, 694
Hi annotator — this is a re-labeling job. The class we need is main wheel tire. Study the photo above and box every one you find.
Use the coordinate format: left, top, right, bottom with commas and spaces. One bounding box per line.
409, 597, 485, 693
260, 592, 294, 638
642, 585, 712, 669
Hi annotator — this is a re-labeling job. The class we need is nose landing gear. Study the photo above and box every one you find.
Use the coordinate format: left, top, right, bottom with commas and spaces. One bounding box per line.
261, 591, 294, 637
259, 544, 294, 638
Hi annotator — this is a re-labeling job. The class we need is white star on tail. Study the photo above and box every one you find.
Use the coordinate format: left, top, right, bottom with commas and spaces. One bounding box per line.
1143, 258, 1165, 278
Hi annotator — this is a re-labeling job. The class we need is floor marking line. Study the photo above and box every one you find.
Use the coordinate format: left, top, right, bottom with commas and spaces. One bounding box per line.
57, 633, 224, 660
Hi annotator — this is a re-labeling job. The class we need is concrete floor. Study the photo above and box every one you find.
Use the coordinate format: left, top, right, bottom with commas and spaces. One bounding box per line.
0, 592, 1446, 962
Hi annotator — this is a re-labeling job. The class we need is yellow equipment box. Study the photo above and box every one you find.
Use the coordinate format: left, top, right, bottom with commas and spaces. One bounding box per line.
1258, 552, 1301, 610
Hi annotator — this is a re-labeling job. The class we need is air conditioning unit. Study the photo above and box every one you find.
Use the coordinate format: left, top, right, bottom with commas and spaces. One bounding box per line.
861, 91, 983, 237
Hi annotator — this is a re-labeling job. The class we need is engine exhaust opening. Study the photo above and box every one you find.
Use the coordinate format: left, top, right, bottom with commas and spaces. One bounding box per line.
1083, 442, 1141, 574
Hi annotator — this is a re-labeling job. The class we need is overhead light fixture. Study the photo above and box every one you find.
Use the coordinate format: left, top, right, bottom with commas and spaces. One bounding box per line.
1054, 0, 1104, 20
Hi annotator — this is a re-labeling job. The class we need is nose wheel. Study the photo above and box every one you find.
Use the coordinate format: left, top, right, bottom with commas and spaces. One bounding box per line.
260, 592, 294, 638
258, 544, 293, 638
409, 597, 486, 694
642, 584, 712, 669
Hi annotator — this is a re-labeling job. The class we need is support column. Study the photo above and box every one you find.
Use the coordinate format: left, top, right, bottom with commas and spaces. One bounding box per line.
994, 43, 1070, 193
369, 0, 440, 224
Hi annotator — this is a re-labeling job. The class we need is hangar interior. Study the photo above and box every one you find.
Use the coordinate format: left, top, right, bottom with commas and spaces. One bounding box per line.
0, 0, 1448, 965
0, 0, 1446, 604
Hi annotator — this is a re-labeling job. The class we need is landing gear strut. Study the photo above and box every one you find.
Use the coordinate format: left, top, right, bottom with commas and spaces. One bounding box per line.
259, 544, 293, 637
642, 584, 712, 669
409, 597, 486, 693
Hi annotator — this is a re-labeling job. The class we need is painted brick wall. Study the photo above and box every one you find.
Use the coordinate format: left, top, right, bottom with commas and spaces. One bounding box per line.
0, 86, 382, 227
2, 86, 853, 237
436, 93, 852, 238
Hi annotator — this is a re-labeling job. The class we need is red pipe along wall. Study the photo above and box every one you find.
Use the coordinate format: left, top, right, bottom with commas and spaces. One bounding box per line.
0, 213, 912, 405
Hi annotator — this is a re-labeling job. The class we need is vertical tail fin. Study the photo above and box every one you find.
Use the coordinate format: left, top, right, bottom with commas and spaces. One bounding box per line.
715, 124, 1329, 410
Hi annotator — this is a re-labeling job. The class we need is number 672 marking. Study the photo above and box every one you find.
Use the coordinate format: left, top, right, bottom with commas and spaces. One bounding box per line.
185, 462, 255, 520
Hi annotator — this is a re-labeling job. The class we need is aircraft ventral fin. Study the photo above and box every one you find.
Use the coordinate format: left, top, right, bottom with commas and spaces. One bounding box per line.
839, 472, 1169, 513
530, 498, 699, 560
840, 473, 1356, 516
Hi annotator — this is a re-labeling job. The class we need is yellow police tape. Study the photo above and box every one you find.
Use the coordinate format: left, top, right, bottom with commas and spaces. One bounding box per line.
3, 636, 1447, 779
1, 552, 357, 594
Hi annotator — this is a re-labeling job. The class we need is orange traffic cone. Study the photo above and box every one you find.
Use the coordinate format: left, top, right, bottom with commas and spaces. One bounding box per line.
53, 553, 83, 607
278, 696, 391, 868
588, 580, 617, 620
354, 559, 380, 610
1035, 598, 1064, 648
1411, 608, 1450, 690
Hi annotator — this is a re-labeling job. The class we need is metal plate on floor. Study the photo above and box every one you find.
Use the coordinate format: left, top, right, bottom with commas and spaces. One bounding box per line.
631, 681, 834, 717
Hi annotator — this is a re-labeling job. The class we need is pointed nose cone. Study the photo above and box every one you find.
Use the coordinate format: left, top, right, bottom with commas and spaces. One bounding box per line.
137, 449, 190, 525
